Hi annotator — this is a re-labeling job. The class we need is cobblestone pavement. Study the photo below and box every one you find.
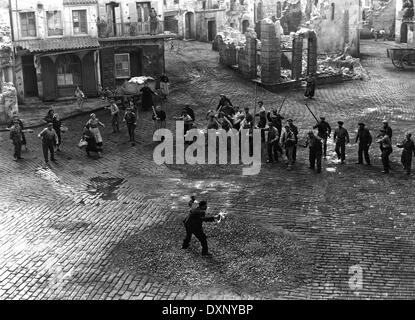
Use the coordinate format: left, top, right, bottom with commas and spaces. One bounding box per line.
0, 39, 415, 300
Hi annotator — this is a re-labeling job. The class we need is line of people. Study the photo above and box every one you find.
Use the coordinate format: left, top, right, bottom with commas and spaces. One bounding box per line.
200, 95, 415, 175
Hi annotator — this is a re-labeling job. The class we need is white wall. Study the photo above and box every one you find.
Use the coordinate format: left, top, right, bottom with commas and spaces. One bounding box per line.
10, 0, 98, 41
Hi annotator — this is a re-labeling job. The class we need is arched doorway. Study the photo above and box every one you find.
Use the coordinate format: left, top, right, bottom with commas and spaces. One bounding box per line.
401, 23, 408, 43
185, 12, 195, 39
242, 20, 249, 34
55, 54, 83, 97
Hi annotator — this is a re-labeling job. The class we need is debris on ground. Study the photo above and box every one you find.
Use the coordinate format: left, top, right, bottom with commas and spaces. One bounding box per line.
110, 215, 311, 296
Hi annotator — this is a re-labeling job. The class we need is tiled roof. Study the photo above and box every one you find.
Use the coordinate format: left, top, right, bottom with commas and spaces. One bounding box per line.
63, 0, 97, 5
14, 37, 100, 53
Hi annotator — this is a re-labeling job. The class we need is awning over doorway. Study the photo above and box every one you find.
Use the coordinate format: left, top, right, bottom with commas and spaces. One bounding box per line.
14, 37, 100, 53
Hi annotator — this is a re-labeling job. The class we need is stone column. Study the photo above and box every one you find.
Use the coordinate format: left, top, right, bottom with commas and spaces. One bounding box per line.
260, 20, 281, 85
291, 33, 303, 80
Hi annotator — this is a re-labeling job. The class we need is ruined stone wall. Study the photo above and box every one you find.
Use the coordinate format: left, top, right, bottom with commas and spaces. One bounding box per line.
307, 0, 361, 56
253, 0, 361, 56
225, 0, 255, 33
0, 0, 17, 124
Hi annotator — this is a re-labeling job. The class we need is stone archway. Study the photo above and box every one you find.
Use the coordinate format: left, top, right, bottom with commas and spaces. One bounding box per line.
185, 12, 195, 39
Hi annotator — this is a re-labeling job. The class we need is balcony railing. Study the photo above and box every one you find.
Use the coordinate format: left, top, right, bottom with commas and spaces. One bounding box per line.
97, 22, 164, 38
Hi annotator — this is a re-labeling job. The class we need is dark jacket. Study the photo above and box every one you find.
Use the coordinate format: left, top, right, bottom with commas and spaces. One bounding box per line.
313, 121, 331, 139
152, 110, 166, 121
355, 128, 372, 145
289, 123, 298, 142
184, 207, 215, 230
124, 112, 137, 125
217, 97, 233, 111
383, 126, 392, 139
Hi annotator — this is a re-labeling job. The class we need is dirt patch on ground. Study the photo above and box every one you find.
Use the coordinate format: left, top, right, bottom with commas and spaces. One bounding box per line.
110, 214, 312, 297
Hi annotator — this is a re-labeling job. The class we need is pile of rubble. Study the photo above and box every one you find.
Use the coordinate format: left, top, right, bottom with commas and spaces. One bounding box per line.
316, 54, 370, 81
216, 26, 246, 47
0, 27, 12, 68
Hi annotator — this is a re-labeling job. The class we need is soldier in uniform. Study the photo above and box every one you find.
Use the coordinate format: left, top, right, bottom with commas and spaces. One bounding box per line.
182, 200, 219, 256
303, 131, 323, 173
355, 122, 372, 165
376, 128, 393, 174
396, 132, 415, 175
334, 121, 350, 164
313, 116, 331, 159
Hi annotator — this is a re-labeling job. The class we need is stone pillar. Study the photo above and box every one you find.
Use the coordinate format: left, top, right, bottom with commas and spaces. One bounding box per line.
291, 33, 303, 80
260, 20, 281, 85
307, 31, 318, 76
245, 28, 257, 78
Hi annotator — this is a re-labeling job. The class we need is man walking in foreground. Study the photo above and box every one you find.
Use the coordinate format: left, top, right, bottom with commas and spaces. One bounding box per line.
304, 131, 323, 173
182, 200, 219, 257
38, 122, 58, 165
334, 121, 350, 164
355, 122, 372, 165
313, 116, 331, 159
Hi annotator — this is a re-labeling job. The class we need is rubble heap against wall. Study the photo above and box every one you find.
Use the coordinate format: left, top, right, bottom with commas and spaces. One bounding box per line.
0, 26, 12, 68
0, 26, 18, 124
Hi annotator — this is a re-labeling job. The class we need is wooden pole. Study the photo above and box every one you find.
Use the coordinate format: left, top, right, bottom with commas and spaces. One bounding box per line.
253, 81, 258, 127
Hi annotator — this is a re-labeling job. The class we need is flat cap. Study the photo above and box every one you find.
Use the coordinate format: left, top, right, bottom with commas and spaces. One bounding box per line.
338, 121, 344, 125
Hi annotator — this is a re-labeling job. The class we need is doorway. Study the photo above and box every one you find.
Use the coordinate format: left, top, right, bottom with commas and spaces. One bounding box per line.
185, 12, 195, 39
22, 55, 38, 97
208, 20, 216, 41
401, 23, 408, 43
242, 20, 249, 34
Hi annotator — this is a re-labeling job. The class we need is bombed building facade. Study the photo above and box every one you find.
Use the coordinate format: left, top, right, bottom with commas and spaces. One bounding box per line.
248, 0, 362, 56
163, 0, 227, 41
395, 0, 415, 44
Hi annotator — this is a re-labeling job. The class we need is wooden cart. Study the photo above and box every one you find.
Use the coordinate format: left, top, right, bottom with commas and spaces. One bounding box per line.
386, 47, 415, 70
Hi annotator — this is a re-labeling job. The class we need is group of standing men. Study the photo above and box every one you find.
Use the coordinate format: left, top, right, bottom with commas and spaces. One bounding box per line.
210, 95, 415, 175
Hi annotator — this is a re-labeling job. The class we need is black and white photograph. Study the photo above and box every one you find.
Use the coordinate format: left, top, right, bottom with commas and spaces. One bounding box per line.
0, 0, 414, 311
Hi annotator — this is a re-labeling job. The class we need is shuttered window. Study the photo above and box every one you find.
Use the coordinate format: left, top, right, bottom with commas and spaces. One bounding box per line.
72, 10, 88, 34
114, 53, 130, 79
47, 11, 63, 36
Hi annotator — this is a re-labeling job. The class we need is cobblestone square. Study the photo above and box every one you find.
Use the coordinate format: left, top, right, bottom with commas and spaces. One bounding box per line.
1, 40, 415, 300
